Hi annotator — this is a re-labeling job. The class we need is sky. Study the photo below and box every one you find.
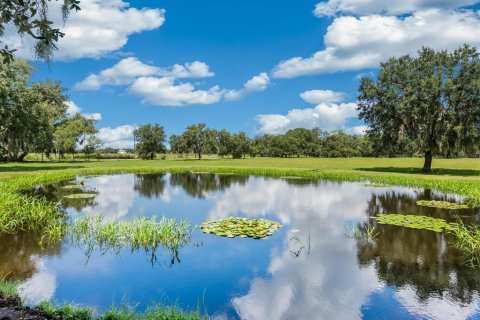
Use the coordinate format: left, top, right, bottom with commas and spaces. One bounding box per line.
5, 0, 480, 148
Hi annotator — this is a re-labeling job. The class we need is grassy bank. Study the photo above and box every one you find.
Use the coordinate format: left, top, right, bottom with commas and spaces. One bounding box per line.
0, 279, 207, 320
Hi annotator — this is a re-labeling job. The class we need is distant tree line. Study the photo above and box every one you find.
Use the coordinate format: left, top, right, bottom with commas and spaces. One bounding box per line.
134, 123, 377, 160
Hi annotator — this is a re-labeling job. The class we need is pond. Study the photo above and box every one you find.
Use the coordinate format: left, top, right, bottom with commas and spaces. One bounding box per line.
2, 172, 480, 319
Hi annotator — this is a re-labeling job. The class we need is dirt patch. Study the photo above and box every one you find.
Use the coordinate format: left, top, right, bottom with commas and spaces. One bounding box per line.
0, 296, 50, 320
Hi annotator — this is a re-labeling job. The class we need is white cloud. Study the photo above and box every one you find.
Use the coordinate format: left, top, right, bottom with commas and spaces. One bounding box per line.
159, 61, 215, 79
65, 101, 102, 121
300, 89, 345, 104
75, 58, 214, 91
255, 102, 358, 134
224, 72, 270, 101
346, 125, 368, 135
272, 9, 480, 78
75, 57, 161, 90
129, 76, 223, 106
314, 0, 479, 16
3, 0, 165, 60
97, 124, 136, 148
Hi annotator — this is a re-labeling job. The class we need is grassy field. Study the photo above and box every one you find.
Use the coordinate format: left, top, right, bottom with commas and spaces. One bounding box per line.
1, 157, 479, 204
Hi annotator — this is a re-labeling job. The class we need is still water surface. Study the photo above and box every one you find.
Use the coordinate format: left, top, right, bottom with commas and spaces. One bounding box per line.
2, 173, 480, 319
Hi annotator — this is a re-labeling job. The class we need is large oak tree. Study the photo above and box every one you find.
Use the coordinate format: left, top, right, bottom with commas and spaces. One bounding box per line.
358, 45, 480, 172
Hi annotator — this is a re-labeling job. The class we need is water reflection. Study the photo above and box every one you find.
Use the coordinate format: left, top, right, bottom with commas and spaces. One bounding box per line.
2, 173, 480, 319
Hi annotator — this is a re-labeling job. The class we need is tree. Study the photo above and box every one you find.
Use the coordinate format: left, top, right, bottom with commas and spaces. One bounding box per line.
216, 130, 232, 158
83, 135, 102, 161
230, 132, 251, 159
0, 59, 68, 161
182, 123, 216, 160
54, 113, 97, 159
133, 124, 167, 160
0, 0, 81, 62
358, 45, 480, 172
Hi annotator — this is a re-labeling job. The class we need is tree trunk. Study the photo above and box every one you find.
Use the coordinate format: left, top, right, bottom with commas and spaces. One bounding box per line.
422, 151, 433, 173
198, 152, 202, 160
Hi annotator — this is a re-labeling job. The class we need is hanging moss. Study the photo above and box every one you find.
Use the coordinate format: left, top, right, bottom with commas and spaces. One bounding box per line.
201, 217, 281, 239
416, 200, 469, 210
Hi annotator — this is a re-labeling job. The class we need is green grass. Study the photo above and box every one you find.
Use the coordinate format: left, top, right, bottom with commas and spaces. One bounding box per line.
70, 215, 193, 262
449, 221, 480, 268
0, 279, 207, 320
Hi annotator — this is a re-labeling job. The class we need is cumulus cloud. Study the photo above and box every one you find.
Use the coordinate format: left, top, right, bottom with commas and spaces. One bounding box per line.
3, 0, 165, 60
255, 102, 358, 134
300, 89, 345, 104
272, 9, 480, 78
97, 124, 137, 149
129, 77, 223, 106
75, 58, 214, 91
314, 0, 479, 16
65, 101, 102, 121
224, 72, 270, 101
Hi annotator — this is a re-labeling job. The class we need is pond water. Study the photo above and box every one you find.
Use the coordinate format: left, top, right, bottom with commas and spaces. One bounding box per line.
2, 172, 480, 320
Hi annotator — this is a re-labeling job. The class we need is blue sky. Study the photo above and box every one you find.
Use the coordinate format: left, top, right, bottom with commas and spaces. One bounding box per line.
10, 0, 480, 148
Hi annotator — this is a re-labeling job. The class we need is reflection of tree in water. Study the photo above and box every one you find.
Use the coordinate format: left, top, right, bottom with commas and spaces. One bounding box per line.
0, 231, 62, 281
357, 191, 480, 304
169, 173, 248, 199
133, 174, 167, 198
366, 189, 479, 223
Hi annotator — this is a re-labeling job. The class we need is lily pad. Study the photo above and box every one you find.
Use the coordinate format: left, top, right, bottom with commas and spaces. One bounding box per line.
63, 193, 97, 200
416, 200, 469, 210
60, 185, 83, 190
201, 217, 281, 239
372, 214, 453, 233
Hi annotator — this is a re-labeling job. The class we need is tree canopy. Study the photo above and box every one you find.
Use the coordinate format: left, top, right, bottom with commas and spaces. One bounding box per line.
358, 45, 480, 172
134, 124, 167, 160
0, 0, 80, 62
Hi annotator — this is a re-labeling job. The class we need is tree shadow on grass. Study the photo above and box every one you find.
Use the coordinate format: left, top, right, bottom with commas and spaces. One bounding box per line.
0, 164, 86, 173
356, 167, 480, 177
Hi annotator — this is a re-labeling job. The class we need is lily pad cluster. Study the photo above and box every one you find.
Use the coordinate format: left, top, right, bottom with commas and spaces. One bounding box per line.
416, 200, 469, 210
372, 214, 453, 232
60, 185, 83, 190
201, 217, 281, 239
63, 193, 97, 200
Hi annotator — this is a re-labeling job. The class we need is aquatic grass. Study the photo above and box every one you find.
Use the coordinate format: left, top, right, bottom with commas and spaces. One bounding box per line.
362, 183, 390, 188
69, 215, 193, 263
449, 221, 480, 268
372, 214, 453, 233
416, 200, 470, 210
345, 224, 379, 241
201, 217, 281, 239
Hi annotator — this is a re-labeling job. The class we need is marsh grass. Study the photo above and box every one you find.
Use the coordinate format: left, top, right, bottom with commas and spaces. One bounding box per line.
344, 224, 379, 241
70, 215, 193, 264
37, 301, 93, 320
449, 221, 480, 268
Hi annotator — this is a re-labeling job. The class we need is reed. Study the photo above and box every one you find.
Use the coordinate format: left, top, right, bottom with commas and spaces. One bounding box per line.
449, 221, 480, 268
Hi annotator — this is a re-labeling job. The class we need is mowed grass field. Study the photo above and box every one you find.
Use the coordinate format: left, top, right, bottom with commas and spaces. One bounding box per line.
0, 157, 479, 181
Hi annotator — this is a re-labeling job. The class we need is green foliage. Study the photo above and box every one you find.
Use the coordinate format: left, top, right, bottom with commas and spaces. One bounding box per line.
358, 45, 480, 172
37, 301, 93, 320
449, 221, 480, 268
201, 217, 281, 239
0, 0, 81, 62
54, 113, 98, 157
0, 59, 70, 161
62, 193, 97, 199
83, 135, 102, 160
372, 214, 453, 232
416, 200, 470, 209
70, 215, 193, 262
134, 124, 167, 160
170, 123, 217, 160
0, 277, 18, 299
